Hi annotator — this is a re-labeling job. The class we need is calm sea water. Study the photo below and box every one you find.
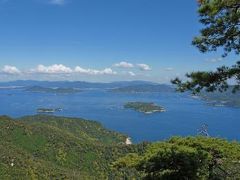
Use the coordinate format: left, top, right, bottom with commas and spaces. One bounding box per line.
0, 89, 239, 143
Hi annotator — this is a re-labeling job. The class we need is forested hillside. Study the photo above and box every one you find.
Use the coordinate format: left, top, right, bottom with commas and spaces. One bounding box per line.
0, 115, 145, 179
1, 115, 240, 179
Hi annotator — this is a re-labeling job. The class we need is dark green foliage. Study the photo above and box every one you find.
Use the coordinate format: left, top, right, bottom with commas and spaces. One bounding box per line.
193, 0, 240, 57
172, 0, 240, 93
0, 115, 145, 179
124, 102, 165, 114
172, 61, 240, 94
114, 137, 240, 179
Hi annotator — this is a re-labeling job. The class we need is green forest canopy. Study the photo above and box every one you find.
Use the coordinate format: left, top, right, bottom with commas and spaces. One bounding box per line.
114, 136, 240, 179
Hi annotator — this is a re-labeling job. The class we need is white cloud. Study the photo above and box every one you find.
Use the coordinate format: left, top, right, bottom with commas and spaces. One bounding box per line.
101, 68, 117, 75
2, 65, 21, 74
49, 0, 65, 5
26, 64, 118, 76
137, 64, 151, 71
75, 66, 117, 75
74, 66, 89, 74
32, 64, 73, 74
128, 71, 136, 76
114, 61, 134, 68
165, 67, 174, 71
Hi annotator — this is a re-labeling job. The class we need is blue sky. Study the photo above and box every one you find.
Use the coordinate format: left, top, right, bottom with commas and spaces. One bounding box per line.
0, 0, 238, 82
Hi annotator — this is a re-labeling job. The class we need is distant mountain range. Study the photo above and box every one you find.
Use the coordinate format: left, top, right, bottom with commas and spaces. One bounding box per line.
0, 80, 160, 89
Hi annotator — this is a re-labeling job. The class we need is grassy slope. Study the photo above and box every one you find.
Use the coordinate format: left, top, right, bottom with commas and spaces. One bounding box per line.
0, 115, 143, 179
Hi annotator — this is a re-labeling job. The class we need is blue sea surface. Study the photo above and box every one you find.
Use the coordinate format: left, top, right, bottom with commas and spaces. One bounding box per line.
0, 89, 239, 143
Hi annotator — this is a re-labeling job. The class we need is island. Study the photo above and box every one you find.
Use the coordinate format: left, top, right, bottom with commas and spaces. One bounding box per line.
37, 108, 63, 113
111, 84, 174, 93
26, 86, 81, 94
124, 102, 166, 114
195, 87, 240, 108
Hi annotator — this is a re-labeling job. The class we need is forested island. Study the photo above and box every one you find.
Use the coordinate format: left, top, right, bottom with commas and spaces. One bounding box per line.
124, 102, 166, 114
111, 84, 174, 93
26, 86, 81, 94
37, 108, 63, 113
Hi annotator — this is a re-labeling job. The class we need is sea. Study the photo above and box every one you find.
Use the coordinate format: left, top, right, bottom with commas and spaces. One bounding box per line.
0, 88, 240, 143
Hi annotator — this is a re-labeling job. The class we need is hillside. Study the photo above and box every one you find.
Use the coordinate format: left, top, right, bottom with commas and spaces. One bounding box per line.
1, 115, 240, 179
0, 115, 145, 179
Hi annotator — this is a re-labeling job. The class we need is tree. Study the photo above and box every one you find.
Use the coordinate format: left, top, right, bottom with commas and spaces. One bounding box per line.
113, 137, 240, 179
172, 0, 240, 93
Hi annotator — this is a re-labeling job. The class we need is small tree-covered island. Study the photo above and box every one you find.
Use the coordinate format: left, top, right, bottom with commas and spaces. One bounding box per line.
37, 108, 63, 113
124, 102, 166, 114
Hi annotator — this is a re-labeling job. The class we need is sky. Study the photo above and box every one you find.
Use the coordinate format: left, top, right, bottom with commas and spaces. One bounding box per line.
0, 0, 238, 83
